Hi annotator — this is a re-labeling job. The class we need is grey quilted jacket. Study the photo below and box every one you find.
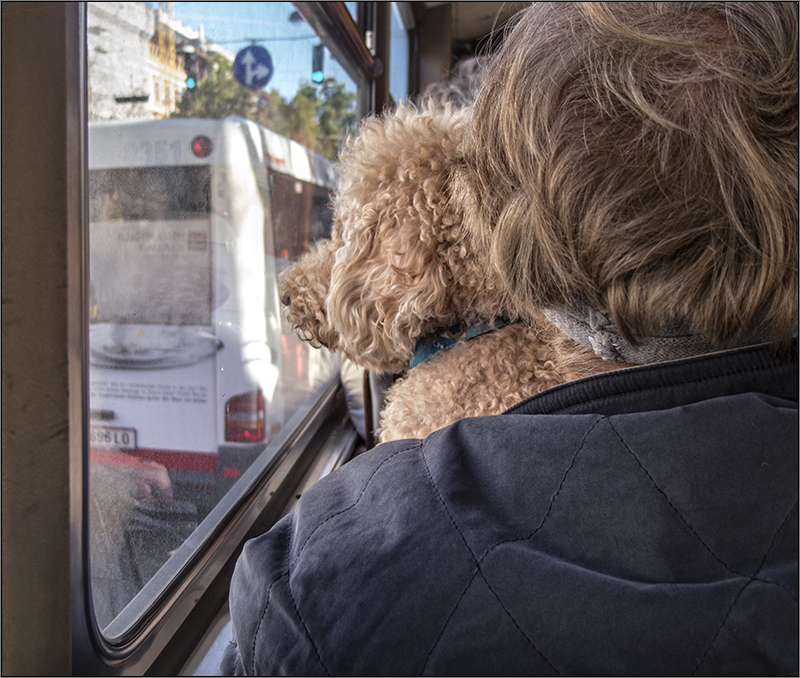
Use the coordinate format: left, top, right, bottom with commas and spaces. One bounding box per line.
222, 342, 798, 676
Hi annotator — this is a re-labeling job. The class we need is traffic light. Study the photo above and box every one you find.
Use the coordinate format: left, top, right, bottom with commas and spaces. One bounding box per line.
184, 52, 197, 90
312, 44, 324, 83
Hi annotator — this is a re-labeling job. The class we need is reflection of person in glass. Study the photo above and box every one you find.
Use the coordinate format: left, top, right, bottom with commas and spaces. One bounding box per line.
90, 450, 171, 628
90, 450, 196, 630
92, 449, 173, 501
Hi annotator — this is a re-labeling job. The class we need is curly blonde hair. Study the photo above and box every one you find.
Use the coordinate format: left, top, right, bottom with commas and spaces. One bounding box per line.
457, 2, 798, 347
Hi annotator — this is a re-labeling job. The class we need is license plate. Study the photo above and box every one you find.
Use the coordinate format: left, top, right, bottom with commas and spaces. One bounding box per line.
90, 425, 137, 452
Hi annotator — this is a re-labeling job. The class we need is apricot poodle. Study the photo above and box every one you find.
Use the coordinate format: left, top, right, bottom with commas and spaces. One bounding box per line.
280, 104, 625, 443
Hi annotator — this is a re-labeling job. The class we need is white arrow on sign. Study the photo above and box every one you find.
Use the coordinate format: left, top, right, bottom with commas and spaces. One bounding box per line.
241, 49, 271, 87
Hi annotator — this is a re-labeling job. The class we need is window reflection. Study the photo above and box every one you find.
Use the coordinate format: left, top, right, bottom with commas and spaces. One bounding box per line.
86, 1, 356, 632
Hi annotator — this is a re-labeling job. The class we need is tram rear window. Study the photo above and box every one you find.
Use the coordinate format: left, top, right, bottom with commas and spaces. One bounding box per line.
90, 166, 211, 222
271, 172, 333, 261
89, 167, 213, 326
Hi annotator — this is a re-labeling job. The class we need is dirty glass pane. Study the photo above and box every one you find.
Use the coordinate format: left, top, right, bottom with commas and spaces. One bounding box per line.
86, 1, 358, 634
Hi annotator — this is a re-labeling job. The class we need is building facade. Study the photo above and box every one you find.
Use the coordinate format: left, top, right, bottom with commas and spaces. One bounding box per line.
87, 2, 232, 121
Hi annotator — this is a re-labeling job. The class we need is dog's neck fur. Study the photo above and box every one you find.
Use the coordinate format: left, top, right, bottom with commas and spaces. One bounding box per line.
410, 317, 515, 369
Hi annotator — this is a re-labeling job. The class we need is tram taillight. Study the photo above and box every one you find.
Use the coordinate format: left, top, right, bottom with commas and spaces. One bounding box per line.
225, 389, 265, 442
191, 135, 213, 158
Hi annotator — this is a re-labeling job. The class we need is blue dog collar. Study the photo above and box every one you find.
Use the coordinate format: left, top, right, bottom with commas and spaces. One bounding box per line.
410, 317, 515, 369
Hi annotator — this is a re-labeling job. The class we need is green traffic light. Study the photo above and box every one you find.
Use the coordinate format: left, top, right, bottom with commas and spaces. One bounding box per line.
312, 44, 324, 83
186, 78, 196, 89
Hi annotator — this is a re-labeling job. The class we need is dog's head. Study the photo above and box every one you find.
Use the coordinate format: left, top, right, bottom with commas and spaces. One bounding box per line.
281, 104, 507, 374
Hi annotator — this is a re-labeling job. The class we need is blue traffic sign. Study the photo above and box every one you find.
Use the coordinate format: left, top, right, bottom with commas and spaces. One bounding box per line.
233, 45, 274, 90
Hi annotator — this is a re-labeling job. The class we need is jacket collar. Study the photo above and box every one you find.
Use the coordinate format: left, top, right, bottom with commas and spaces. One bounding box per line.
506, 339, 798, 417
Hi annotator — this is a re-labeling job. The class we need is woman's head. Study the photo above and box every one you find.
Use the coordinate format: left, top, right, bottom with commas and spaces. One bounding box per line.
458, 2, 798, 347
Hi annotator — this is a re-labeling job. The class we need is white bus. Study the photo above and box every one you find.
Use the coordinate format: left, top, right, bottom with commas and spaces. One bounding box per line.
87, 117, 337, 523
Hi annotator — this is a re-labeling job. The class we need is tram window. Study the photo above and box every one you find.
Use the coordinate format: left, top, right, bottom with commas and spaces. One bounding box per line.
85, 1, 358, 637
390, 2, 410, 102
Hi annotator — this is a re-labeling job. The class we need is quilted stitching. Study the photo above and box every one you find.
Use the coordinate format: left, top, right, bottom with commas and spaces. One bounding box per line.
690, 501, 799, 676
257, 442, 423, 676
607, 417, 798, 596
419, 417, 605, 674
289, 441, 423, 567
477, 417, 606, 566
421, 568, 560, 675
421, 412, 796, 675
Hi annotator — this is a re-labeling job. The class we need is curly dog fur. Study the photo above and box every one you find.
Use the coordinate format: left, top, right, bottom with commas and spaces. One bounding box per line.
281, 104, 627, 442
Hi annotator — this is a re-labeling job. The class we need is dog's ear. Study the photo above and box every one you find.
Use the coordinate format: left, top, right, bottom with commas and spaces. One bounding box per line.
280, 238, 340, 350
327, 106, 481, 374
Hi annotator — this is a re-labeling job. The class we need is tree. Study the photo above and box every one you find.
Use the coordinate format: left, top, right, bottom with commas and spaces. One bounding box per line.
288, 83, 319, 152
173, 53, 253, 120
254, 88, 293, 138
316, 79, 357, 160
